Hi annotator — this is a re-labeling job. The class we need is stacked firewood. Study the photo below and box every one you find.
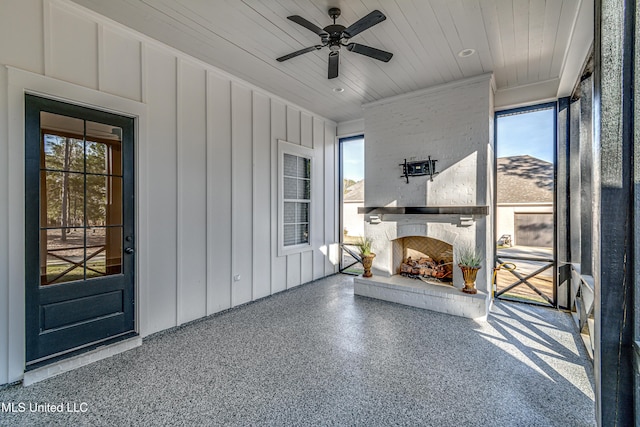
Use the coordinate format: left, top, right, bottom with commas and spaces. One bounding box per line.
399, 256, 452, 281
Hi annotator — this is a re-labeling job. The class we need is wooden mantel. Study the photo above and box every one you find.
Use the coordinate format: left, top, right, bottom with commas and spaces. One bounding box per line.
357, 206, 489, 215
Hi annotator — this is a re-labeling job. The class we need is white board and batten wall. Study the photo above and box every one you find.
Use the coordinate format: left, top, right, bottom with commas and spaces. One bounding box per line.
0, 0, 339, 384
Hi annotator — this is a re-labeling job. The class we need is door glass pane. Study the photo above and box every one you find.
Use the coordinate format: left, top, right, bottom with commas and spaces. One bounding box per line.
86, 226, 122, 278
86, 175, 123, 226
85, 121, 122, 175
42, 135, 84, 172
86, 227, 107, 277
41, 112, 84, 173
104, 226, 123, 275
42, 228, 86, 285
40, 115, 125, 286
41, 171, 84, 228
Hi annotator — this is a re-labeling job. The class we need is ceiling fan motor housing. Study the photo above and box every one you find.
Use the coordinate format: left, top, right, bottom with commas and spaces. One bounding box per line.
325, 24, 347, 50
324, 24, 346, 39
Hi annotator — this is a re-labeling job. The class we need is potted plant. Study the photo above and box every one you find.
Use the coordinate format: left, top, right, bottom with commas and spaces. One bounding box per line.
456, 246, 482, 294
356, 236, 376, 278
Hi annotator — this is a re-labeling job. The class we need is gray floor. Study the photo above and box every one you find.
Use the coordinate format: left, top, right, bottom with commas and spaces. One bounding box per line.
0, 274, 595, 426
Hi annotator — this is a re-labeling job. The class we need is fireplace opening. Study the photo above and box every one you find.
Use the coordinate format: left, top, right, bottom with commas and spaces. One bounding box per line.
392, 236, 453, 284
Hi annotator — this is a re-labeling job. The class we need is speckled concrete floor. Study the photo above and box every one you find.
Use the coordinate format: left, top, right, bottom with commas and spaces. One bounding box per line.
0, 274, 595, 426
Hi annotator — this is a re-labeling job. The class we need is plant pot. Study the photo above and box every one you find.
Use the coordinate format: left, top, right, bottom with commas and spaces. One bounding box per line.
361, 253, 376, 278
458, 264, 481, 294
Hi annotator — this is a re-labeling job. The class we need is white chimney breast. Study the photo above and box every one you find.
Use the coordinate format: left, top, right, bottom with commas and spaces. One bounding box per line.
358, 74, 495, 319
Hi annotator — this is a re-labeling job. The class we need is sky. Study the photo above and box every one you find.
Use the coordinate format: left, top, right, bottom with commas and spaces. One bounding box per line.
341, 107, 555, 181
496, 108, 555, 163
341, 137, 364, 181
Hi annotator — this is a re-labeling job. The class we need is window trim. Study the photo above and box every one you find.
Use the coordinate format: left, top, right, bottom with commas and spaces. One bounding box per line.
277, 140, 314, 256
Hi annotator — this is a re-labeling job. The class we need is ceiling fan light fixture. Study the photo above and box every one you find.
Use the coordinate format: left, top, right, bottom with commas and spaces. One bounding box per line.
458, 48, 476, 58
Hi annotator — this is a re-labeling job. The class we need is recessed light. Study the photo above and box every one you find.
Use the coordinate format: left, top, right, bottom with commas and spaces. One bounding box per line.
458, 48, 476, 58
333, 87, 345, 93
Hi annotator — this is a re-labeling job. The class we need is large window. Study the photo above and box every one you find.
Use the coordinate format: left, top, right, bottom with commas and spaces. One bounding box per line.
339, 135, 365, 274
340, 135, 364, 242
278, 140, 313, 255
494, 103, 557, 307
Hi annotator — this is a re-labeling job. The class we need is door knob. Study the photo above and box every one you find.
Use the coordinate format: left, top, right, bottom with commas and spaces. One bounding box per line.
125, 247, 135, 254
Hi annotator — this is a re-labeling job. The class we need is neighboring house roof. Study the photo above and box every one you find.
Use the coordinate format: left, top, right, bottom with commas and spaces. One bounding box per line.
343, 180, 364, 202
497, 155, 553, 204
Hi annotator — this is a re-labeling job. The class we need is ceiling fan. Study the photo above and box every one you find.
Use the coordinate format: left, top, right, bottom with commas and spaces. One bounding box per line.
277, 7, 393, 79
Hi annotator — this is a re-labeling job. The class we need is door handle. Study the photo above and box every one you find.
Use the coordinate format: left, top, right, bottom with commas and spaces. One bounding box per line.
125, 247, 135, 255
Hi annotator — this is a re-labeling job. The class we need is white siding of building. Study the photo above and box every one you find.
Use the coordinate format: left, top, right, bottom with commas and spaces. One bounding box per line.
496, 203, 554, 246
342, 202, 365, 239
0, 0, 338, 384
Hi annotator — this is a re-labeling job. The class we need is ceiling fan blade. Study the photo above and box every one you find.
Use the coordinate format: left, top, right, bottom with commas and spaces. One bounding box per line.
287, 15, 328, 37
346, 43, 393, 62
342, 10, 386, 39
328, 51, 339, 79
277, 45, 322, 62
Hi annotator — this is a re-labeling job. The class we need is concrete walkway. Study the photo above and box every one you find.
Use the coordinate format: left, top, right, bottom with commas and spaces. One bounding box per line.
0, 275, 595, 426
497, 245, 554, 261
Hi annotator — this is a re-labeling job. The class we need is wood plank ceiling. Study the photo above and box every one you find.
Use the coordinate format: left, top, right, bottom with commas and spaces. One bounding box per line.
70, 0, 590, 122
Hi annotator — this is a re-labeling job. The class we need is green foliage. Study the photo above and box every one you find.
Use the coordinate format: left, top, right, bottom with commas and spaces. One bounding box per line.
355, 236, 373, 256
456, 246, 483, 267
43, 135, 113, 228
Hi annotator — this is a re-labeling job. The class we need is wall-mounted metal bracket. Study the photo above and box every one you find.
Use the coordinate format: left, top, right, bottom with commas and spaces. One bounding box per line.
400, 156, 439, 183
458, 215, 474, 227
368, 215, 382, 224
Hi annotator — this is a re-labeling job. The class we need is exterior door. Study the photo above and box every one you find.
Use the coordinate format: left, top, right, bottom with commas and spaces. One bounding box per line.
25, 95, 136, 366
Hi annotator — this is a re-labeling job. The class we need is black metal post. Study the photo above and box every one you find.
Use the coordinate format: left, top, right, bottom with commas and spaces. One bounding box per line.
594, 0, 636, 424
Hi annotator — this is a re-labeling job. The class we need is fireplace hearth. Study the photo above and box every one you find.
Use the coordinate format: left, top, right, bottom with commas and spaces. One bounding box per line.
353, 205, 494, 319
353, 213, 490, 319
354, 274, 488, 319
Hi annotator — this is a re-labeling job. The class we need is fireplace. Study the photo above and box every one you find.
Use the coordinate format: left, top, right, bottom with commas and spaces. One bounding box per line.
394, 236, 453, 283
352, 74, 495, 320
353, 212, 491, 319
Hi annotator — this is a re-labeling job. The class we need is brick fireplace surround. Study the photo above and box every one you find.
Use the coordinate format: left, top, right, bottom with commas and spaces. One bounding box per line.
353, 74, 495, 320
